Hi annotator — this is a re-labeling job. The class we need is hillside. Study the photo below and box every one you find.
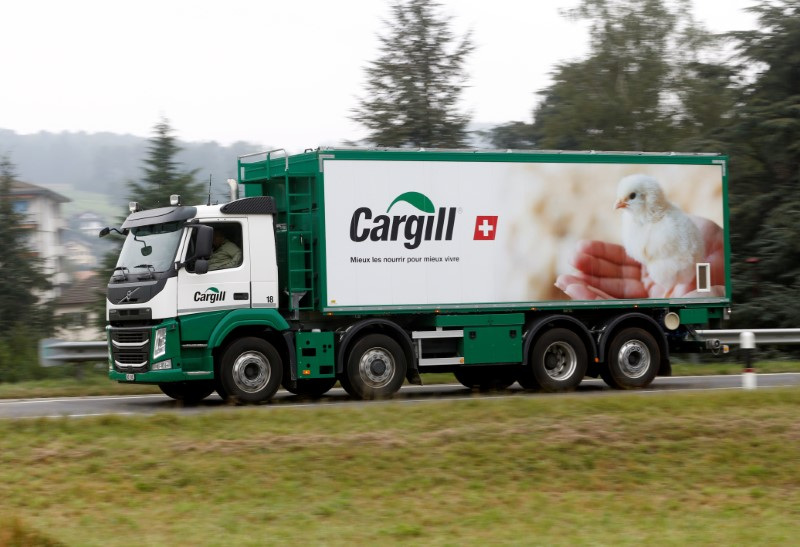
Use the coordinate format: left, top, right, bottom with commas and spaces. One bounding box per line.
0, 128, 264, 204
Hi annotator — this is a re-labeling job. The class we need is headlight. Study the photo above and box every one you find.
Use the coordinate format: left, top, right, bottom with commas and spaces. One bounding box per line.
153, 327, 167, 359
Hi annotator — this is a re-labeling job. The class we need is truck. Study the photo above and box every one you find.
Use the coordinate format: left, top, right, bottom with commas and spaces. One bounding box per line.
104, 148, 730, 403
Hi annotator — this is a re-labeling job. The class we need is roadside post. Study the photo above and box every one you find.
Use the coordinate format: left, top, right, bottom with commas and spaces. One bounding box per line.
740, 331, 756, 390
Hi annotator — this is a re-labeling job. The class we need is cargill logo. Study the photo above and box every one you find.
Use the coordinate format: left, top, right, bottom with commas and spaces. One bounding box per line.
349, 191, 457, 249
194, 287, 226, 303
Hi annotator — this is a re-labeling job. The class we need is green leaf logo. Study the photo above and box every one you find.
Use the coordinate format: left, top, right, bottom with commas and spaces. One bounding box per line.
207, 287, 220, 293
387, 192, 436, 213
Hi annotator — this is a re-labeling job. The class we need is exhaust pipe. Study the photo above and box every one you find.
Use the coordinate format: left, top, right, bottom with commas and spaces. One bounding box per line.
227, 179, 239, 202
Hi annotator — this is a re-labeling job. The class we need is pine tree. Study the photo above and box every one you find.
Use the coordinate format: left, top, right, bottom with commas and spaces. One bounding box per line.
0, 156, 52, 335
352, 0, 474, 148
127, 118, 205, 209
724, 0, 800, 327
94, 118, 206, 329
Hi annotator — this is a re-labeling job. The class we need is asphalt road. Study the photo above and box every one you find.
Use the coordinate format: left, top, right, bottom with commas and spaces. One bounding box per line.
1, 373, 799, 420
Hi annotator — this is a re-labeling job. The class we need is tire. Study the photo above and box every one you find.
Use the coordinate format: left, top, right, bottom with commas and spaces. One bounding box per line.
158, 381, 215, 404
454, 366, 516, 391
282, 377, 337, 398
602, 327, 660, 389
518, 328, 587, 392
345, 334, 406, 400
219, 337, 283, 403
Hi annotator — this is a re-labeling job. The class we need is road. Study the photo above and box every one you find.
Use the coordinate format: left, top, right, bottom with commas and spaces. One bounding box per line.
1, 373, 799, 420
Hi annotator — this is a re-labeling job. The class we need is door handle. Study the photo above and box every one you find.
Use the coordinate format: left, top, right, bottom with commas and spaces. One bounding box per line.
233, 293, 249, 301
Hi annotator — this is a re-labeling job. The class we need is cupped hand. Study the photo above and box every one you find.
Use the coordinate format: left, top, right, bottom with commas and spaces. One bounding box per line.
555, 216, 725, 300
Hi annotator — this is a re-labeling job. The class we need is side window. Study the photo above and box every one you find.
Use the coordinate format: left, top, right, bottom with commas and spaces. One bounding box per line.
207, 223, 243, 272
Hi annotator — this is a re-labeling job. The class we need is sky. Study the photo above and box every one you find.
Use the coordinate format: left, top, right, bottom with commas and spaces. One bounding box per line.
0, 0, 757, 153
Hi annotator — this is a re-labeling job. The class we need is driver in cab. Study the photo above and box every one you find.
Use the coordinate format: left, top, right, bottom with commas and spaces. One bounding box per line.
208, 229, 242, 271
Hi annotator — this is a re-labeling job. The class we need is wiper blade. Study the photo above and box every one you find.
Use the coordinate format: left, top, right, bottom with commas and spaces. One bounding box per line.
134, 264, 156, 279
112, 266, 129, 282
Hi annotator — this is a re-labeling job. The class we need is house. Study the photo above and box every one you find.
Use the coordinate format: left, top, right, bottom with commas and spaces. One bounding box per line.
53, 272, 105, 341
11, 180, 71, 295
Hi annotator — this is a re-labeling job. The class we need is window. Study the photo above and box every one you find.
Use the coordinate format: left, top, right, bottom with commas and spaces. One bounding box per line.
696, 263, 711, 293
188, 222, 244, 272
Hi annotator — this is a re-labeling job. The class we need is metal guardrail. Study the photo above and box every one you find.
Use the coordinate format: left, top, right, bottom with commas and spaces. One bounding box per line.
39, 339, 108, 367
37, 329, 800, 368
695, 329, 800, 346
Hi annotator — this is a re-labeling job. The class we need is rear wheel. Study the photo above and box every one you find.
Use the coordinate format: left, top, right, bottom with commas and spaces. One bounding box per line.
345, 334, 406, 400
602, 327, 660, 389
158, 381, 215, 404
454, 366, 516, 391
220, 337, 283, 403
519, 328, 587, 392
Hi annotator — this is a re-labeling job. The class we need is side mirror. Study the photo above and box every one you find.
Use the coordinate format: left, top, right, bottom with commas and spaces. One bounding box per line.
195, 225, 213, 259
195, 258, 209, 275
99, 227, 110, 238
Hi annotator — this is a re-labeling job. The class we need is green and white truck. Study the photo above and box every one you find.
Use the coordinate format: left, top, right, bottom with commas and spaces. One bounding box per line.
105, 148, 730, 402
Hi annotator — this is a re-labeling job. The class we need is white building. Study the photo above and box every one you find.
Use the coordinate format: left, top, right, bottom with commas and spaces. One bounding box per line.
11, 181, 71, 296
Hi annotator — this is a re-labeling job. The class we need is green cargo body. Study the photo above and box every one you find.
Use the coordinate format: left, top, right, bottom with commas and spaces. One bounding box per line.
237, 148, 731, 317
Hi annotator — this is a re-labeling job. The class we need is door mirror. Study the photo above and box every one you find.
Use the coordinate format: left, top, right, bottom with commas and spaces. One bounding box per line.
195, 224, 213, 258
195, 258, 209, 275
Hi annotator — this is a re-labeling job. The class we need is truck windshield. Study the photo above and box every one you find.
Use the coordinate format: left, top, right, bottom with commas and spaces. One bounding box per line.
116, 222, 183, 274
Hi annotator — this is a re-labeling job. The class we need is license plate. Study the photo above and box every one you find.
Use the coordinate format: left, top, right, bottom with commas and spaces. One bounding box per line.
126, 374, 135, 381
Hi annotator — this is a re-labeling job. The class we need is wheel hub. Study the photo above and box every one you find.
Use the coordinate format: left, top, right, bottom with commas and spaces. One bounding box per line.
232, 351, 271, 393
543, 341, 577, 380
359, 348, 395, 388
617, 341, 650, 379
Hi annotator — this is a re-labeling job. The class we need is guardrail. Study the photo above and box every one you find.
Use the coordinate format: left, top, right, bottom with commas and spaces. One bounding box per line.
39, 339, 108, 367
695, 329, 800, 346
36, 329, 800, 369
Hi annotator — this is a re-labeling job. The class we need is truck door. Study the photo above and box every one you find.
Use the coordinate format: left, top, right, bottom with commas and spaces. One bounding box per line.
177, 219, 251, 316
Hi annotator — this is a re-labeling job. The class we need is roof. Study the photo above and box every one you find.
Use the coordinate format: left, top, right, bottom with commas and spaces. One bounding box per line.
12, 181, 71, 204
55, 274, 105, 306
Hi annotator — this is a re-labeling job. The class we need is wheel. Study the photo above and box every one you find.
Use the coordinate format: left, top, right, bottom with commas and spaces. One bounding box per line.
219, 337, 283, 403
518, 328, 587, 392
345, 334, 406, 400
158, 381, 215, 404
454, 366, 516, 391
282, 377, 337, 398
602, 327, 660, 389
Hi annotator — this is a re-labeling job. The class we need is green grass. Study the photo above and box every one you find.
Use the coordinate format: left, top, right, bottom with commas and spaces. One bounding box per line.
0, 389, 798, 545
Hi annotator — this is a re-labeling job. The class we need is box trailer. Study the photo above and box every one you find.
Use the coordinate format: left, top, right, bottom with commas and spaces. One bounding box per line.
105, 148, 730, 402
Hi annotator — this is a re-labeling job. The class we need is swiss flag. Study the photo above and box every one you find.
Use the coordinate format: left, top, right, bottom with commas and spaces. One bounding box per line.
473, 216, 498, 240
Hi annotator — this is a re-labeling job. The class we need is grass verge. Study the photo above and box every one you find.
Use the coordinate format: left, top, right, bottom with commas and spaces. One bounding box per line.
0, 388, 798, 545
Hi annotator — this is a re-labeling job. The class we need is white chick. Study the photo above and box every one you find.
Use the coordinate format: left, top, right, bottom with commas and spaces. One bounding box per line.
615, 174, 704, 296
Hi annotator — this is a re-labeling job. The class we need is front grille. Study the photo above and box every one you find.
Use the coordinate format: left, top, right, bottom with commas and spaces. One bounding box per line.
113, 330, 148, 344
110, 327, 150, 373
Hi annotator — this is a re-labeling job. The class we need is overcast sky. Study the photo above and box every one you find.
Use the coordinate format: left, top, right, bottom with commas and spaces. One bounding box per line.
1, 0, 757, 152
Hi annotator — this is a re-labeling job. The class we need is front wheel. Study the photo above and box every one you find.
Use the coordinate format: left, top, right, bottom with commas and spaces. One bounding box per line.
519, 328, 587, 392
345, 334, 406, 400
158, 381, 215, 404
602, 327, 660, 389
220, 337, 283, 403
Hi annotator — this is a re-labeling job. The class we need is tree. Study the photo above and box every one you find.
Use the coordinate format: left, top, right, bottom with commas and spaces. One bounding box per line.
490, 0, 732, 152
94, 118, 206, 329
0, 156, 52, 334
126, 118, 206, 208
352, 0, 474, 148
723, 0, 800, 328
0, 156, 54, 382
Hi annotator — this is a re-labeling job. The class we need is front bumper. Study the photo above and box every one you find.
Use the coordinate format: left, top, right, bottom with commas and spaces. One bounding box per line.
108, 319, 213, 384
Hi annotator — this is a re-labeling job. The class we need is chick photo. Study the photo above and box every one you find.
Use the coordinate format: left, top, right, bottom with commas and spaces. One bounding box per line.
615, 174, 705, 297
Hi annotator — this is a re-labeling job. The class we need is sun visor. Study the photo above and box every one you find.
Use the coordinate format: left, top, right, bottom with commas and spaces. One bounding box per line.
121, 206, 197, 229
